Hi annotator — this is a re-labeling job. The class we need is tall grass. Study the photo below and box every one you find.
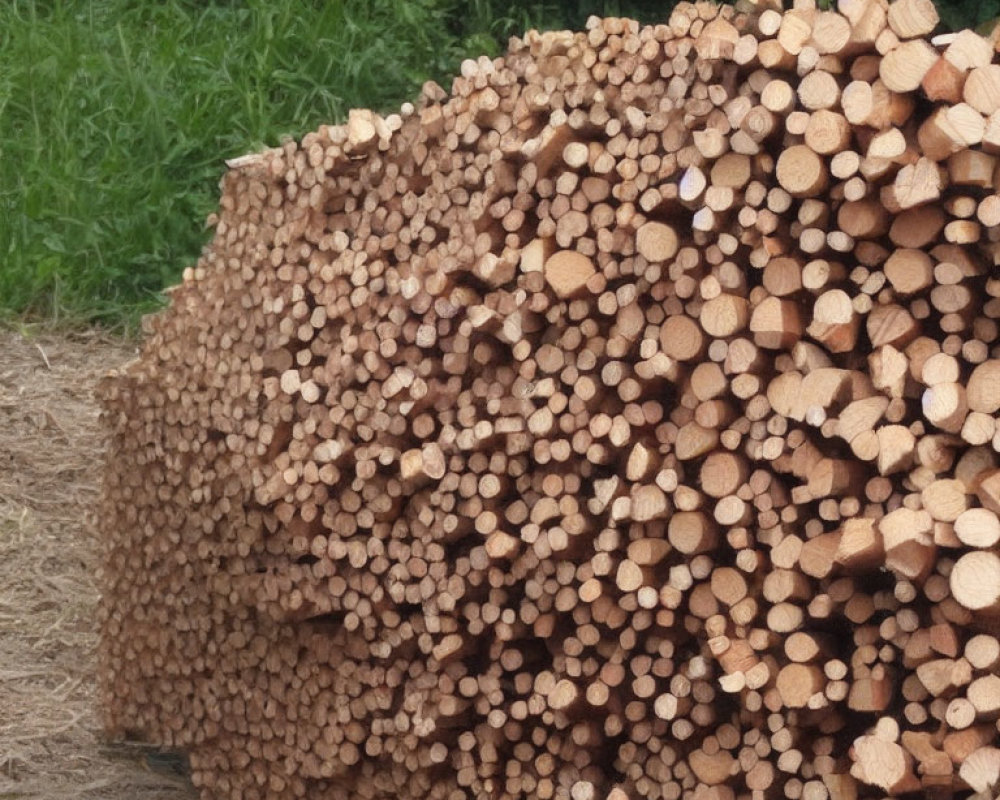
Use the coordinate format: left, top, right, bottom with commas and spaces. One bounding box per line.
0, 1, 466, 327
0, 0, 989, 329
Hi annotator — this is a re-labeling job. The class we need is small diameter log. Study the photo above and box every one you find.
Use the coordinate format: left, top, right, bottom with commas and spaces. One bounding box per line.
776, 145, 828, 197
950, 552, 1000, 611
544, 251, 596, 298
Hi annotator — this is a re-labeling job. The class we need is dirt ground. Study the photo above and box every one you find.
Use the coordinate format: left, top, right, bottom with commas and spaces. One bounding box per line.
0, 330, 198, 799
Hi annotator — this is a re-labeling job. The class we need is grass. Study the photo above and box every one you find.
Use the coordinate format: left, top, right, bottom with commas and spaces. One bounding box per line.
0, 0, 994, 330
0, 0, 468, 329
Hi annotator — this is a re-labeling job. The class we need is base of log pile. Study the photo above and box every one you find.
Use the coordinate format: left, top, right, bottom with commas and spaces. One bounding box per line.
99, 2, 1000, 798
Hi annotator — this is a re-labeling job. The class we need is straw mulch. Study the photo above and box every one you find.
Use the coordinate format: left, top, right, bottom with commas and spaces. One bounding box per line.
0, 329, 197, 799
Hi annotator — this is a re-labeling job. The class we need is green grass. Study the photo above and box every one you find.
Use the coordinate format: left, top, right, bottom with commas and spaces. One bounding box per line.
0, 0, 993, 330
0, 0, 470, 329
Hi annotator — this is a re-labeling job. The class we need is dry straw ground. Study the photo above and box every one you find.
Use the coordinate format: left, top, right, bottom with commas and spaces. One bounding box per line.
0, 330, 197, 799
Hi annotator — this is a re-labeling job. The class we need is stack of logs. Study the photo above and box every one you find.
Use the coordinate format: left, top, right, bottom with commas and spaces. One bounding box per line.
98, 0, 1000, 797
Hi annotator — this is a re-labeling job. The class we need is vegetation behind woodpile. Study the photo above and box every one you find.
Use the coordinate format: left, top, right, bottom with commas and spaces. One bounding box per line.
0, 0, 996, 330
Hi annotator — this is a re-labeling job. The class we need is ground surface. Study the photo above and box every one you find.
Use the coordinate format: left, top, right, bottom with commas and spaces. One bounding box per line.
0, 330, 197, 799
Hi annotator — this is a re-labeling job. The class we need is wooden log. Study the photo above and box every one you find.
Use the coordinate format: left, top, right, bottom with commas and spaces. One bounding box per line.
954, 508, 1000, 548
635, 222, 679, 263
808, 290, 860, 353
964, 65, 1000, 115
776, 145, 828, 197
887, 0, 938, 38
959, 747, 1000, 794
880, 40, 939, 92
544, 251, 596, 298
851, 730, 918, 794
950, 552, 1000, 611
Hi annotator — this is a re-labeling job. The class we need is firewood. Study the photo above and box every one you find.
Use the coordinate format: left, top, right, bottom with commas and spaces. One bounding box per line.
964, 65, 1000, 115
776, 144, 828, 197
950, 552, 1000, 611
880, 40, 939, 92
954, 508, 1000, 548
959, 747, 1000, 794
97, 6, 1000, 800
544, 251, 597, 298
635, 222, 678, 263
807, 290, 860, 353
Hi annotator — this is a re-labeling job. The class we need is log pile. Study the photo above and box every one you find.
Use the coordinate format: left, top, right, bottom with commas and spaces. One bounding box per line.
98, 1, 1000, 798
